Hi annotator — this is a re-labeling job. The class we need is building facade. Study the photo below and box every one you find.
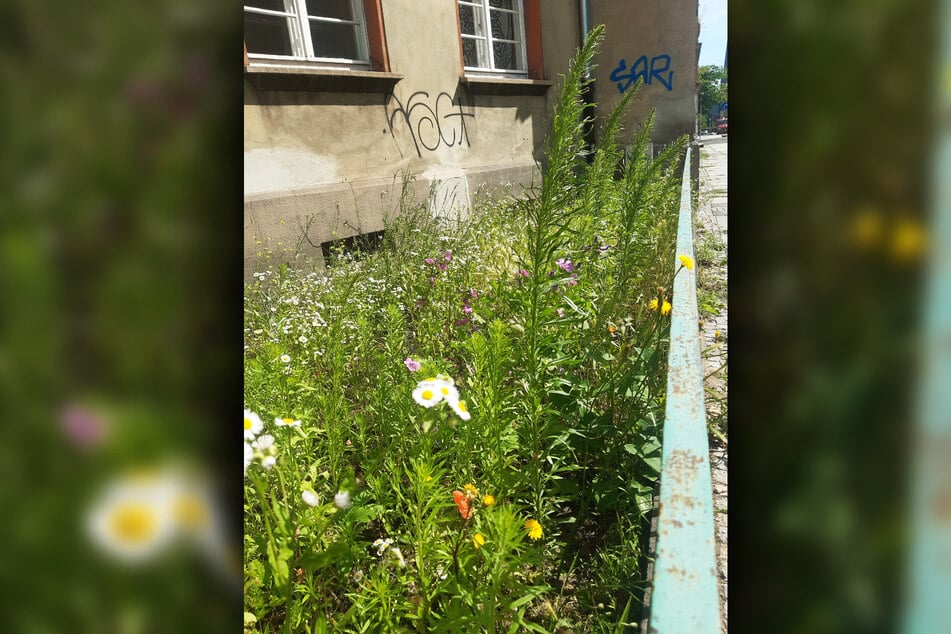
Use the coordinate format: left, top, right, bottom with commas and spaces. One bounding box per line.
244, 0, 699, 273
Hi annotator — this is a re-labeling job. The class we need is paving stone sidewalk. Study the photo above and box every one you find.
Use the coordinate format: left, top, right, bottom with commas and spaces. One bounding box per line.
696, 135, 728, 634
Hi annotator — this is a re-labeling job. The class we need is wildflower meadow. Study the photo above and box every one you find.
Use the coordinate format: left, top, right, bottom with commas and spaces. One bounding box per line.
244, 27, 690, 632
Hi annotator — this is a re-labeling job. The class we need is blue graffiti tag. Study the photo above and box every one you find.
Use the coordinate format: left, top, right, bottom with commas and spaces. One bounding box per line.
610, 54, 673, 93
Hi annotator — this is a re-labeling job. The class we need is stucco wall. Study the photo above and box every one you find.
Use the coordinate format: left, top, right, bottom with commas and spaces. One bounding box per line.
244, 0, 696, 275
591, 0, 699, 149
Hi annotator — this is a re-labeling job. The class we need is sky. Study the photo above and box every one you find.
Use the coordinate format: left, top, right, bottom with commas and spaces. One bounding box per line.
698, 0, 727, 68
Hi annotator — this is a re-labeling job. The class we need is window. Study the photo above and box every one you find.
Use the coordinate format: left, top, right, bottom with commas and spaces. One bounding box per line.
245, 0, 371, 67
458, 0, 528, 75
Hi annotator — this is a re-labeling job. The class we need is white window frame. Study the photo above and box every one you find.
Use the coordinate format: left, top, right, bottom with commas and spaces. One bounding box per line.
244, 0, 370, 70
458, 0, 528, 77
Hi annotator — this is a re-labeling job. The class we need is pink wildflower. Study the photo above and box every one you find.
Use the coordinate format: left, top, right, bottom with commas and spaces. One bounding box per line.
556, 258, 574, 273
60, 403, 107, 450
404, 357, 421, 372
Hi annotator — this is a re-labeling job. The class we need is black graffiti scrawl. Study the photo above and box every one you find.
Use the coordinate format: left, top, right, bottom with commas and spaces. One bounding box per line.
386, 91, 475, 157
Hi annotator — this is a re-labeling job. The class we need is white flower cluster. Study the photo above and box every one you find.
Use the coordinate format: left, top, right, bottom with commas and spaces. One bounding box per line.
244, 409, 279, 475
372, 537, 394, 556
411, 375, 471, 421
86, 467, 225, 566
370, 537, 406, 567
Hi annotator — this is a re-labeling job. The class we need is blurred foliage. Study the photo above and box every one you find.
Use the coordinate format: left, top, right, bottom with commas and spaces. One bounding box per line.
0, 1, 242, 631
698, 64, 727, 129
731, 0, 937, 631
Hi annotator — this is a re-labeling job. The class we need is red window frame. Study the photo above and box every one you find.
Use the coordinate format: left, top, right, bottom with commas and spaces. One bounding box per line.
455, 0, 544, 79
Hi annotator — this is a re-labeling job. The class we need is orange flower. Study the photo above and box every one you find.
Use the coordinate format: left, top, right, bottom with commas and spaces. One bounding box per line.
453, 490, 473, 520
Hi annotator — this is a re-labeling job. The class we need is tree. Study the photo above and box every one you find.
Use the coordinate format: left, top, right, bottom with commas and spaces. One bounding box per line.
698, 65, 727, 130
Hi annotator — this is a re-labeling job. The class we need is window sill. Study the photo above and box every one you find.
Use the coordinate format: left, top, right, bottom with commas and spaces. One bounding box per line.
245, 65, 403, 93
461, 76, 553, 96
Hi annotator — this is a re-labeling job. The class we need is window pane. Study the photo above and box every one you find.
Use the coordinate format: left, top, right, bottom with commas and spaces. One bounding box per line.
458, 5, 485, 36
245, 0, 290, 12
310, 21, 359, 59
305, 0, 353, 21
488, 0, 515, 10
462, 37, 486, 67
489, 10, 518, 41
492, 41, 520, 70
245, 12, 294, 56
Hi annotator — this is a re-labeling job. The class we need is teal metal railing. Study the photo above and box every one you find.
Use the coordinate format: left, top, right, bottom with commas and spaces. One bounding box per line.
647, 146, 722, 633
903, 1, 951, 630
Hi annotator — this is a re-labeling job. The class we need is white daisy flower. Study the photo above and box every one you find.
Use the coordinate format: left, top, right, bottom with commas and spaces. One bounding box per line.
261, 455, 277, 470
301, 490, 319, 507
450, 399, 472, 421
280, 354, 291, 363
168, 475, 218, 547
334, 491, 351, 509
274, 417, 302, 427
412, 378, 445, 408
438, 381, 460, 404
298, 335, 308, 344
244, 443, 253, 475
244, 410, 263, 440
353, 569, 365, 583
85, 472, 178, 564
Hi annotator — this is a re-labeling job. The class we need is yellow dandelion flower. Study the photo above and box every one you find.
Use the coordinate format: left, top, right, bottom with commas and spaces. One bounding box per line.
678, 254, 695, 271
482, 494, 496, 507
890, 216, 927, 262
607, 324, 616, 334
473, 532, 486, 549
661, 300, 672, 316
524, 519, 543, 541
648, 298, 659, 311
463, 483, 479, 499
